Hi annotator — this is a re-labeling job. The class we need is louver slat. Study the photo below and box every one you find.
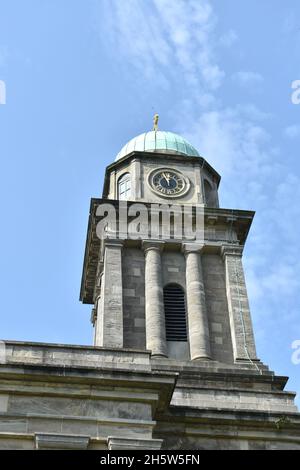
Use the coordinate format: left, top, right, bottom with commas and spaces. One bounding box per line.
163, 285, 187, 342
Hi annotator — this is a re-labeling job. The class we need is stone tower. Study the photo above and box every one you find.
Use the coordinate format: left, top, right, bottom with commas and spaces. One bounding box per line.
80, 129, 300, 449
81, 130, 258, 366
0, 129, 299, 450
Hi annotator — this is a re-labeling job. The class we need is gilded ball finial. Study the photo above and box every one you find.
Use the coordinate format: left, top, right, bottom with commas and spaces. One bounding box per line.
153, 113, 159, 132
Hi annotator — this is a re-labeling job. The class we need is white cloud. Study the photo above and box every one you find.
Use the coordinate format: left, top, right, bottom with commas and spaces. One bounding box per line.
181, 106, 272, 180
233, 71, 264, 86
284, 124, 300, 138
219, 29, 238, 47
235, 103, 272, 121
152, 0, 224, 89
99, 0, 172, 87
98, 0, 224, 94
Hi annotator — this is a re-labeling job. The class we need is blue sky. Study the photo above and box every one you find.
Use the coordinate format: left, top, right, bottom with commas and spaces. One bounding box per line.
0, 1, 299, 402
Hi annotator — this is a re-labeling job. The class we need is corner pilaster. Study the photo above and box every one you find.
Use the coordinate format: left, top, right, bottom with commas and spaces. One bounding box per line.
95, 239, 124, 348
221, 245, 257, 362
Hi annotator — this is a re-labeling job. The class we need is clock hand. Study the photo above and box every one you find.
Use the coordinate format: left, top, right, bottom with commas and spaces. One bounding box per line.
163, 172, 170, 185
164, 173, 171, 184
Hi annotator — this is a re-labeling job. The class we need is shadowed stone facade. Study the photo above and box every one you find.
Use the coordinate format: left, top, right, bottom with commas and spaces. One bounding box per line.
0, 130, 299, 449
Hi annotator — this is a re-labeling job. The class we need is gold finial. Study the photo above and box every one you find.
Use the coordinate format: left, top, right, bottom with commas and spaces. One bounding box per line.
153, 113, 159, 132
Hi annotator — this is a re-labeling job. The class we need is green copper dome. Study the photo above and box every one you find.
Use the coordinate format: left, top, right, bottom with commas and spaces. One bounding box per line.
115, 131, 200, 161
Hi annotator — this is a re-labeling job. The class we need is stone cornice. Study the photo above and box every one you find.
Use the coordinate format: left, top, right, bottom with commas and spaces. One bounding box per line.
80, 199, 254, 304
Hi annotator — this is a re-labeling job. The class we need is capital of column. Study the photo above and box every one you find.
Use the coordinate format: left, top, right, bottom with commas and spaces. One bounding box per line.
221, 244, 243, 261
142, 240, 165, 255
103, 238, 124, 249
181, 243, 205, 257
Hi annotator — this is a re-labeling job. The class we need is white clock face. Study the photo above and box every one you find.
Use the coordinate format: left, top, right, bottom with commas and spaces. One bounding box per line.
148, 168, 190, 198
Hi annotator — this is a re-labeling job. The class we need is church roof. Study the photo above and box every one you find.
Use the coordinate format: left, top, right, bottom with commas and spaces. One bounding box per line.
115, 131, 200, 161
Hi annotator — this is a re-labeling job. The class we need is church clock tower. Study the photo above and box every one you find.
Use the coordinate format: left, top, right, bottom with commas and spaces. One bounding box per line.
81, 126, 257, 365
79, 123, 300, 449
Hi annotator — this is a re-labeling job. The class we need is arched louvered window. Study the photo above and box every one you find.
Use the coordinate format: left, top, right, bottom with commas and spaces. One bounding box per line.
163, 284, 187, 341
118, 173, 131, 200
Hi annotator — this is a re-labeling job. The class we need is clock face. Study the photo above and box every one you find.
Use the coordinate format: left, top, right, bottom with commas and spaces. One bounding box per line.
148, 168, 190, 197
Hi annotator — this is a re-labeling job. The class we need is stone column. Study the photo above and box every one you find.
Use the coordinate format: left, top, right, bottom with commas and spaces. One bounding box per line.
221, 245, 257, 361
95, 240, 124, 348
143, 241, 167, 357
183, 244, 211, 360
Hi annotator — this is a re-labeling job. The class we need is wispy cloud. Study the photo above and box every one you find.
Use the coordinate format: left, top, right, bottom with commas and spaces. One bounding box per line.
232, 71, 264, 87
153, 0, 224, 89
219, 29, 238, 48
284, 124, 300, 138
98, 0, 224, 96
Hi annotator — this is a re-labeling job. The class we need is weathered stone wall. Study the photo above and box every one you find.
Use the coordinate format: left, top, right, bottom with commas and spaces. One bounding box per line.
202, 253, 234, 364
156, 431, 300, 450
162, 252, 186, 289
0, 342, 299, 450
122, 247, 235, 364
122, 247, 146, 349
122, 248, 189, 357
0, 342, 174, 450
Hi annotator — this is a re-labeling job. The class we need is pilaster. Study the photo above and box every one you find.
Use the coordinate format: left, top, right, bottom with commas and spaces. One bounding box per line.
95, 239, 124, 348
221, 245, 257, 361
